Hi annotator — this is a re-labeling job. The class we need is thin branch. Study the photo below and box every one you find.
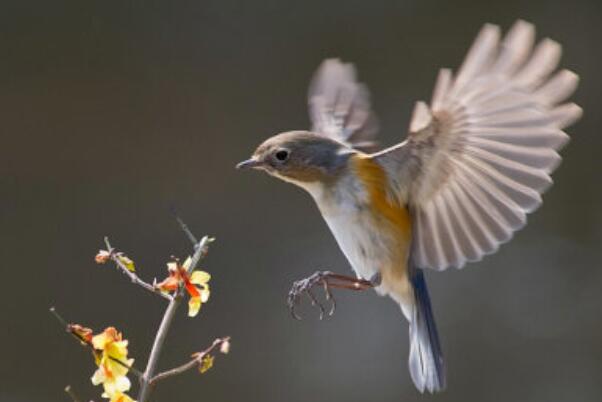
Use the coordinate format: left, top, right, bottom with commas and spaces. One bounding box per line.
103, 237, 172, 301
186, 235, 214, 274
110, 355, 144, 379
64, 385, 82, 402
149, 337, 230, 385
137, 232, 214, 402
50, 307, 94, 347
50, 307, 144, 379
170, 207, 198, 246
50, 307, 68, 328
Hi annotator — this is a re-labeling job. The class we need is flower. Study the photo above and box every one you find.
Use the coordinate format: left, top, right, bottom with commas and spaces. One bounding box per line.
155, 257, 211, 317
90, 327, 134, 399
186, 269, 211, 317
109, 392, 136, 402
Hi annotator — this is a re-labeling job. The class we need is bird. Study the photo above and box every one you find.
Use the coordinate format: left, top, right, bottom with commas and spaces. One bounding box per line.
236, 20, 581, 393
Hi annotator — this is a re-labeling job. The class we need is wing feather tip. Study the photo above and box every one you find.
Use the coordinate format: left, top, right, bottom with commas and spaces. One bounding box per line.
410, 101, 433, 133
511, 19, 534, 32
553, 103, 583, 129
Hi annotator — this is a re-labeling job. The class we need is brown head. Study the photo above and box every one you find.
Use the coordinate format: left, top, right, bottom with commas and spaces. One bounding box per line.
236, 131, 353, 187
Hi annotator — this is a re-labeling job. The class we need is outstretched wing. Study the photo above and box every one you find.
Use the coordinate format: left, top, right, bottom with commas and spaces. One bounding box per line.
373, 20, 582, 271
308, 59, 379, 150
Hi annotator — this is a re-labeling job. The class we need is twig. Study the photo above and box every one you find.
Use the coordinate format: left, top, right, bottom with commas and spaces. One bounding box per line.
64, 385, 82, 402
186, 235, 214, 274
170, 207, 198, 246
50, 307, 94, 347
50, 307, 68, 328
50, 307, 144, 379
103, 237, 172, 301
149, 336, 230, 385
137, 233, 214, 402
111, 355, 144, 379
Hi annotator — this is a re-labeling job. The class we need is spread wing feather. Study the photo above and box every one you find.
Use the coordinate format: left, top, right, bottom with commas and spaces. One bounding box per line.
308, 59, 379, 150
373, 20, 582, 270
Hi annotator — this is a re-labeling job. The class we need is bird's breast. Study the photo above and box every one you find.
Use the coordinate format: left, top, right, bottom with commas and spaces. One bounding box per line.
311, 155, 412, 282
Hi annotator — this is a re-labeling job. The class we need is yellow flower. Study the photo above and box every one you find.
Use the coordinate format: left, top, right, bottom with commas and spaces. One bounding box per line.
187, 269, 211, 317
109, 392, 136, 402
90, 327, 134, 399
156, 257, 210, 317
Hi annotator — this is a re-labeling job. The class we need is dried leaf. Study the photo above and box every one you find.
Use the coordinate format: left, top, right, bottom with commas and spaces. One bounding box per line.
199, 354, 214, 374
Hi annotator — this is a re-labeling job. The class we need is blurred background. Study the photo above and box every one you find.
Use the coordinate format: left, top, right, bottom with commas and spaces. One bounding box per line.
2, 1, 601, 401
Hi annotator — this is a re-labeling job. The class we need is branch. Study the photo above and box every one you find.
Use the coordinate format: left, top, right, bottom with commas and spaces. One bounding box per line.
170, 207, 198, 246
50, 307, 144, 379
102, 237, 172, 301
187, 235, 214, 274
64, 385, 84, 402
110, 354, 144, 379
149, 336, 230, 385
137, 231, 214, 402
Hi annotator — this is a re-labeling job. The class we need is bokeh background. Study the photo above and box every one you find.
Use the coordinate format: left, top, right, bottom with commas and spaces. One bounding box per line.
2, 1, 601, 401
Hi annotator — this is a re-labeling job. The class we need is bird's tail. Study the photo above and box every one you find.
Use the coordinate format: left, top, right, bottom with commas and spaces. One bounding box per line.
407, 269, 446, 393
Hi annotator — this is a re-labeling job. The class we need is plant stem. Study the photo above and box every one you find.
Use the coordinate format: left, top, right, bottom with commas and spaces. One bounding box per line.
170, 208, 199, 246
104, 237, 172, 301
64, 385, 82, 402
137, 235, 213, 402
149, 337, 230, 385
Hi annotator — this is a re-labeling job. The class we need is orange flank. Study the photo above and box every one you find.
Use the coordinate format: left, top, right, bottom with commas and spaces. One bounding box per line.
351, 154, 412, 240
352, 153, 414, 304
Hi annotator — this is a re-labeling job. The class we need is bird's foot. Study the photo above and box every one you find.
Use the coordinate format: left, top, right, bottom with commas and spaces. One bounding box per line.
287, 271, 376, 320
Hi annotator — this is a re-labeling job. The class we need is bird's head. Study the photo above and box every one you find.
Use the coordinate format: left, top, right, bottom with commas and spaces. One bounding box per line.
236, 131, 352, 189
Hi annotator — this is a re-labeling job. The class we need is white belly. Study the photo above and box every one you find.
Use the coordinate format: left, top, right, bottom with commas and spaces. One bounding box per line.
303, 178, 396, 275
321, 209, 390, 281
297, 174, 413, 311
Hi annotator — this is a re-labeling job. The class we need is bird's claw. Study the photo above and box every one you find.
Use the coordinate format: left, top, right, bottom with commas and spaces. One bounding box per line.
287, 271, 337, 320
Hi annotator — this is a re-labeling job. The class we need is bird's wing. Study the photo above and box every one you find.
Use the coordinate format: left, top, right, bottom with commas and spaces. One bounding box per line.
308, 58, 379, 150
373, 20, 582, 271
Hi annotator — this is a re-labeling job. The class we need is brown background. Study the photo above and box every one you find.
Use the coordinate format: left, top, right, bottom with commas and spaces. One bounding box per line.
2, 1, 601, 401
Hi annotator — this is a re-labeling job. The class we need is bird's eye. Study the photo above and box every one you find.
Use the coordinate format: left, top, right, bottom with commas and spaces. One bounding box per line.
275, 149, 289, 162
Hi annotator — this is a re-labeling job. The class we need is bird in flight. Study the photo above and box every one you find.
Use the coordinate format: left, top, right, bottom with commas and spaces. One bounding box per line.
237, 20, 581, 393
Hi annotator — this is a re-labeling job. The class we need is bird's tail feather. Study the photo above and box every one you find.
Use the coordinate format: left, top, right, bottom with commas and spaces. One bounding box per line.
408, 269, 446, 393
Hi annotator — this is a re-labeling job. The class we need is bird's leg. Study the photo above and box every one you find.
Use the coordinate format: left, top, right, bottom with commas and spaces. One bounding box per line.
287, 271, 380, 320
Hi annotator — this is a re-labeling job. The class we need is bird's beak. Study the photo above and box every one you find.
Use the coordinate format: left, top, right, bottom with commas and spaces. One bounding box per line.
236, 158, 262, 170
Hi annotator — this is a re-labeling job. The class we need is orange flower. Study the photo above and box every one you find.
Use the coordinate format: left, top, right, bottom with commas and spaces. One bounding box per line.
156, 257, 210, 317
